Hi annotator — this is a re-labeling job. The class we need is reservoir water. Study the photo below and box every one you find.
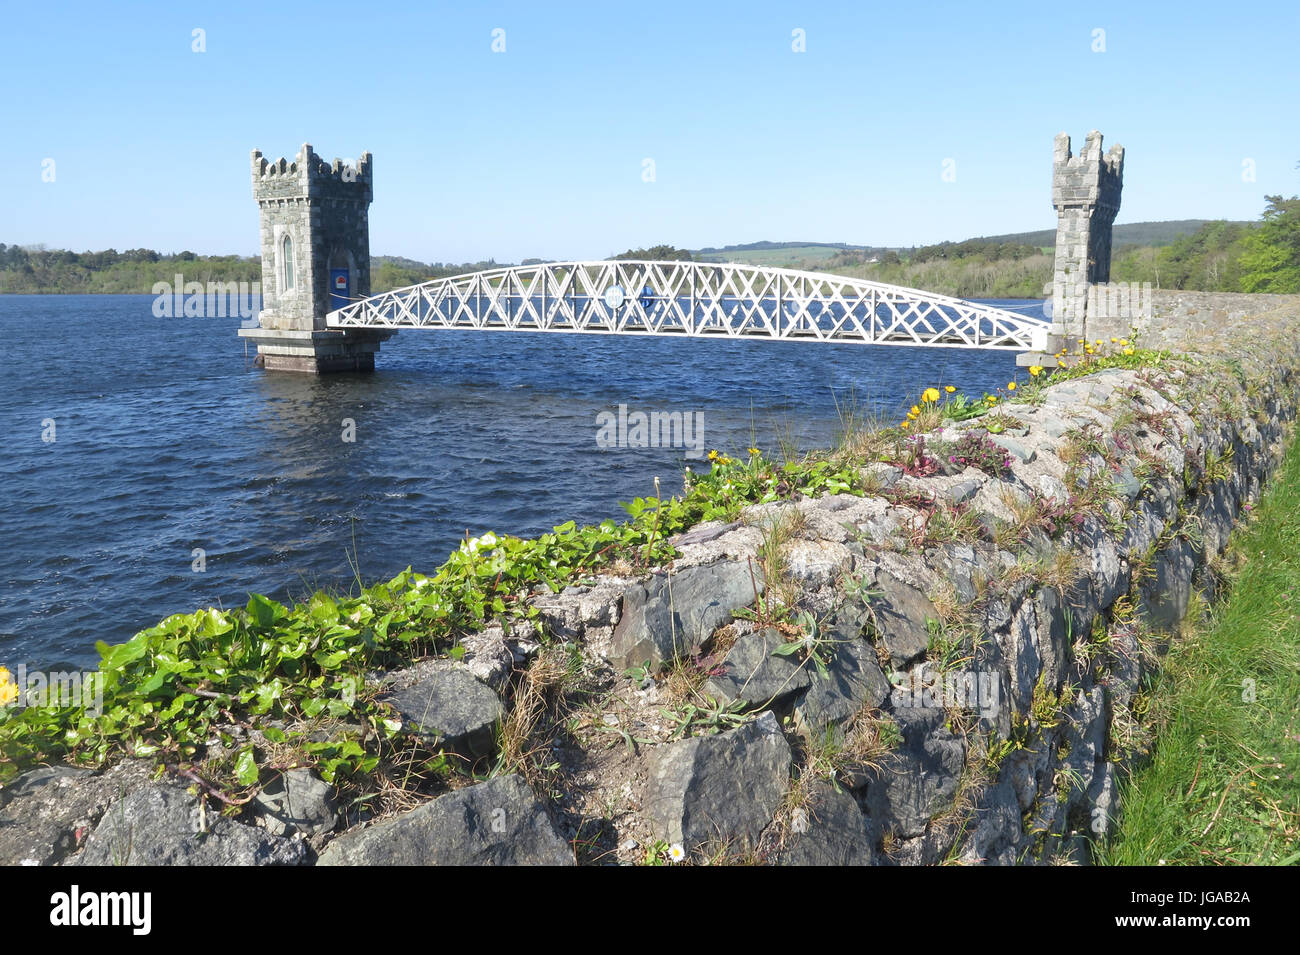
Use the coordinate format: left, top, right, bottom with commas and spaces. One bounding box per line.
1, 293, 1044, 668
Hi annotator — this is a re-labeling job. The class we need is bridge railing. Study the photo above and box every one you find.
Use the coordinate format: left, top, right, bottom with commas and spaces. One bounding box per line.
328, 260, 1049, 351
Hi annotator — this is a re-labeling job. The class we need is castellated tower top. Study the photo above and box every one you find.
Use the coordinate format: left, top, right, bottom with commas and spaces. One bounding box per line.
1052, 130, 1123, 213
250, 143, 373, 203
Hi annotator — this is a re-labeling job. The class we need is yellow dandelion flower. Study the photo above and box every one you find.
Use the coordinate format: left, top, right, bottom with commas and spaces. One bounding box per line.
1029, 365, 1043, 377
1120, 338, 1130, 346
910, 405, 920, 416
944, 385, 956, 393
747, 447, 760, 456
1110, 337, 1118, 343
0, 667, 18, 706
707, 449, 719, 461
1123, 346, 1135, 355
901, 420, 910, 429
1007, 381, 1017, 391
922, 387, 941, 404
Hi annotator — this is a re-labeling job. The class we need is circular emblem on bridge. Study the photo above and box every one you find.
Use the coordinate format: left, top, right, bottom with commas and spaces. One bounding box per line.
602, 284, 625, 309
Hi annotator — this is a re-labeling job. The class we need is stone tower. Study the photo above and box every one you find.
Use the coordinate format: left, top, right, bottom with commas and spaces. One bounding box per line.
1051, 130, 1124, 343
238, 143, 392, 372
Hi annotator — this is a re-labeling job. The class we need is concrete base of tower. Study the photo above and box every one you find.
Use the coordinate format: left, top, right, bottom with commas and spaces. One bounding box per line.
238, 326, 396, 373
1016, 351, 1060, 369
1016, 326, 1066, 368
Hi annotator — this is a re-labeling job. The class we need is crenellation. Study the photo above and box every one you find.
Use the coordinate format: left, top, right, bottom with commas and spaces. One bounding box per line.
1052, 131, 1071, 165
1082, 128, 1102, 160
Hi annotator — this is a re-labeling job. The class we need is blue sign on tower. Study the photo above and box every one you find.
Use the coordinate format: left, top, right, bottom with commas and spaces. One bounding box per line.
329, 269, 350, 311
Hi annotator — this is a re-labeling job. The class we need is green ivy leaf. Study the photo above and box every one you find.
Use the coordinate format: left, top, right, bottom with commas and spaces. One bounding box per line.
245, 593, 287, 628
234, 745, 259, 786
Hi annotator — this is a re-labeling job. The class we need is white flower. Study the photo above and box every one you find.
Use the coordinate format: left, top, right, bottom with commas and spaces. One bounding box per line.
462, 531, 499, 555
668, 843, 686, 863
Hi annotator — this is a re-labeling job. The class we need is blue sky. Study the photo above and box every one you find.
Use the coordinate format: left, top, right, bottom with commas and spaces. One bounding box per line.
2, 0, 1297, 262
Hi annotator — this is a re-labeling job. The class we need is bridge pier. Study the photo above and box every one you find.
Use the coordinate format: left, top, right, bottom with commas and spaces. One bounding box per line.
238, 143, 394, 373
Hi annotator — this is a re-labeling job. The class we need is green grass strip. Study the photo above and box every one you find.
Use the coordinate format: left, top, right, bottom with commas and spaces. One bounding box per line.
1102, 433, 1300, 865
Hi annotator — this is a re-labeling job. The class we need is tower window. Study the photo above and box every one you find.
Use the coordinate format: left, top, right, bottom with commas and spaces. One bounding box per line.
282, 234, 295, 292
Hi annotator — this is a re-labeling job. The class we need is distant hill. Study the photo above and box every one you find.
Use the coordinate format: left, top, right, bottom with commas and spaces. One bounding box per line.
694, 240, 865, 254
967, 220, 1254, 250
692, 240, 889, 267
687, 221, 1254, 267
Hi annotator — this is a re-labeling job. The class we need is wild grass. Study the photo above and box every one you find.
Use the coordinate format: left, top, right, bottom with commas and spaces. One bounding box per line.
802, 706, 901, 784
746, 505, 805, 619
1099, 434, 1300, 865
495, 644, 584, 792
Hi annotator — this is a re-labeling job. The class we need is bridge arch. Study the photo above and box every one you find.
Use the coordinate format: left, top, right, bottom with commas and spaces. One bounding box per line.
327, 260, 1050, 352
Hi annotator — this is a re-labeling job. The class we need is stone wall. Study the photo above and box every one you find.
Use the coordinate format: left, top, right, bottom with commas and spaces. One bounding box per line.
443, 299, 1300, 865
1083, 288, 1300, 349
500, 299, 1300, 865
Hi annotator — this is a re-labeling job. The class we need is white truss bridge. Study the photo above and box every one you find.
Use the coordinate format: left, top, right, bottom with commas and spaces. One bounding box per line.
327, 260, 1049, 351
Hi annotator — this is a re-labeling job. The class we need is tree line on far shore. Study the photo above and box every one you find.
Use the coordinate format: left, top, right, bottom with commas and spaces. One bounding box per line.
819, 191, 1299, 299
3, 182, 1296, 300
0, 245, 261, 294
0, 245, 511, 296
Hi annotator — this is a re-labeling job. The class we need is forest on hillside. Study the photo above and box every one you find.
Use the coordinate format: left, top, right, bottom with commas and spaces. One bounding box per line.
821, 195, 1300, 298
4, 190, 1297, 299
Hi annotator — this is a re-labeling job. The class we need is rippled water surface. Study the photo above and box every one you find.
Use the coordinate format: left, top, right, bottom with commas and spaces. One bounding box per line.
1, 294, 1044, 668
